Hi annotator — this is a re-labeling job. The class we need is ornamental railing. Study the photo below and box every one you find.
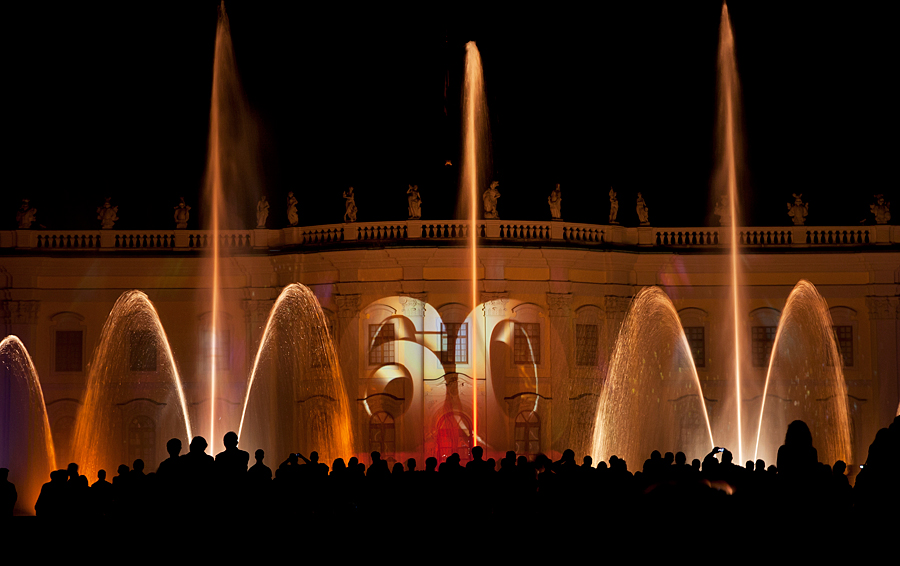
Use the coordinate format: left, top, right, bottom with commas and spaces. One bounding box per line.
2, 221, 896, 251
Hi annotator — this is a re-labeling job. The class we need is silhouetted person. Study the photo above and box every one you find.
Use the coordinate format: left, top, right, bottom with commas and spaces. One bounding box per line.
248, 449, 272, 484
90, 469, 113, 517
1, 468, 16, 516
215, 431, 250, 480
466, 446, 490, 475
777, 420, 818, 480
35, 469, 67, 517
181, 436, 215, 514
157, 438, 183, 479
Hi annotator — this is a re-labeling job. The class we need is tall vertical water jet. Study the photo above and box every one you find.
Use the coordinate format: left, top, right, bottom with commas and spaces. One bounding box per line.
716, 2, 747, 462
753, 280, 851, 466
238, 284, 353, 466
204, 1, 260, 453
461, 41, 491, 444
591, 287, 715, 467
71, 291, 192, 480
0, 336, 56, 515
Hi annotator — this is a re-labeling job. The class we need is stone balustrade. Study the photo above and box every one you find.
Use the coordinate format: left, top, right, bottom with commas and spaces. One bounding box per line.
2, 222, 897, 252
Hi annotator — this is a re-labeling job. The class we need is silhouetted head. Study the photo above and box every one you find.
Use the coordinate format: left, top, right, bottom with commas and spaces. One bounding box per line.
784, 420, 813, 448
190, 436, 208, 454
692, 459, 701, 471
392, 463, 404, 475
583, 455, 593, 468
472, 446, 484, 460
255, 449, 265, 462
133, 459, 144, 473
745, 460, 754, 470
755, 459, 766, 472
288, 453, 298, 465
97, 469, 106, 480
371, 451, 381, 463
516, 455, 528, 468
332, 458, 346, 472
309, 451, 319, 463
562, 449, 575, 462
650, 450, 661, 460
406, 458, 417, 472
52, 470, 66, 482
425, 457, 437, 471
223, 431, 238, 449
722, 449, 733, 465
166, 438, 182, 458
833, 460, 847, 476
675, 452, 686, 466
664, 452, 675, 465
117, 464, 129, 476
347, 457, 358, 468
67, 463, 79, 479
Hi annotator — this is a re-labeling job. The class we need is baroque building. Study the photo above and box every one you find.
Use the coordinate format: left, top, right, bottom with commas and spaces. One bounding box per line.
1, 220, 898, 473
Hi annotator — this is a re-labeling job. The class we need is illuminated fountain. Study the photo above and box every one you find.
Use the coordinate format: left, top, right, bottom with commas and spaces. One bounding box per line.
462, 40, 491, 446
71, 291, 193, 481
238, 284, 354, 467
592, 5, 851, 468
0, 336, 57, 515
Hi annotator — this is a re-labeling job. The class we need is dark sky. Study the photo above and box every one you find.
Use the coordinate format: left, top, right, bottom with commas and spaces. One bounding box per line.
5, 2, 896, 231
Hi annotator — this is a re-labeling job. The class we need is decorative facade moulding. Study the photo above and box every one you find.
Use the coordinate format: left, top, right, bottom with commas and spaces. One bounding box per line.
866, 296, 900, 320
480, 292, 509, 317
3, 300, 40, 324
242, 298, 275, 325
604, 295, 632, 319
399, 294, 427, 318
335, 294, 361, 318
546, 293, 573, 317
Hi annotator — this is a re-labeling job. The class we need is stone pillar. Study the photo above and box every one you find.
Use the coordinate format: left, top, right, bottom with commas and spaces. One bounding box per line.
547, 293, 573, 455
399, 294, 427, 463
866, 296, 900, 430
335, 294, 361, 456
480, 291, 508, 457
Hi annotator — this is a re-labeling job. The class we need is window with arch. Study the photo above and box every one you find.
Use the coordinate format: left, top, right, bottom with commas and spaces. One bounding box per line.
368, 411, 395, 457
127, 416, 156, 468
514, 411, 541, 457
368, 322, 395, 365
749, 308, 781, 368
436, 412, 472, 461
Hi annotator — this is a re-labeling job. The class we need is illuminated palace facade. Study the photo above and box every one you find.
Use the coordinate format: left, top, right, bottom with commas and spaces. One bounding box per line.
1, 220, 898, 471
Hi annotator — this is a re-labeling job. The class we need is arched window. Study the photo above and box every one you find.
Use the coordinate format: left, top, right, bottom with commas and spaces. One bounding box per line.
436, 412, 472, 461
369, 411, 395, 457
515, 411, 540, 457
127, 416, 156, 468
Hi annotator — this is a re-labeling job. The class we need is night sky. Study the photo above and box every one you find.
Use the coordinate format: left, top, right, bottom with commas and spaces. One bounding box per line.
6, 2, 896, 231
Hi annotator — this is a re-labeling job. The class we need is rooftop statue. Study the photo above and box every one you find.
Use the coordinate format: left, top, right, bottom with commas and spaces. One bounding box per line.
97, 197, 119, 229
174, 197, 191, 229
548, 184, 562, 220
636, 192, 649, 225
870, 194, 891, 225
608, 188, 619, 224
407, 185, 422, 220
483, 181, 500, 219
256, 196, 269, 228
787, 193, 808, 226
714, 195, 732, 226
286, 192, 298, 226
343, 187, 357, 223
16, 199, 37, 229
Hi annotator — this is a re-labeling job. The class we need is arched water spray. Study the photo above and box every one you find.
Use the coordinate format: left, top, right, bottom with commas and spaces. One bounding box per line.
0, 336, 56, 515
72, 291, 192, 480
238, 284, 353, 466
591, 287, 715, 467
753, 280, 851, 466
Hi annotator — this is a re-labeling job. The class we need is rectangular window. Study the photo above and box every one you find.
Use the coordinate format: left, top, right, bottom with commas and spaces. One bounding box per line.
575, 324, 599, 366
683, 326, 705, 368
440, 323, 468, 364
129, 330, 158, 372
833, 325, 853, 367
751, 326, 777, 367
369, 323, 395, 365
200, 328, 231, 371
514, 323, 541, 365
55, 330, 83, 372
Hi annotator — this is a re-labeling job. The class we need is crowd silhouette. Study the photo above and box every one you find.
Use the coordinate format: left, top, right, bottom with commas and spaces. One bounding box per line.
4, 416, 898, 530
